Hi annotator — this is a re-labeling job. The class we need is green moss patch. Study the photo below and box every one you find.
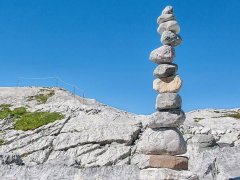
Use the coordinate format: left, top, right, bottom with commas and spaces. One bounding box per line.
0, 104, 12, 108
222, 112, 240, 119
0, 105, 27, 120
0, 103, 64, 131
27, 89, 55, 104
0, 139, 4, 146
12, 107, 27, 117
0, 106, 12, 119
14, 112, 64, 131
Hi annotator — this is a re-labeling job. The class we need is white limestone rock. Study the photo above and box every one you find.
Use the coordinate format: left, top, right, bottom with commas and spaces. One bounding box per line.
158, 20, 180, 34
136, 128, 187, 155
189, 146, 240, 179
153, 63, 178, 78
149, 109, 185, 128
161, 30, 182, 46
131, 154, 150, 169
0, 164, 140, 180
139, 168, 198, 180
217, 132, 239, 145
52, 115, 141, 150
155, 93, 182, 110
150, 45, 175, 64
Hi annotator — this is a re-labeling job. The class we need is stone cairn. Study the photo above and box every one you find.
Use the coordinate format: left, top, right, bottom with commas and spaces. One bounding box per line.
136, 6, 188, 171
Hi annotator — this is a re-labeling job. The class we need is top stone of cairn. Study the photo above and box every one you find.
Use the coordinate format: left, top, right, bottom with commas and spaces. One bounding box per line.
162, 6, 173, 14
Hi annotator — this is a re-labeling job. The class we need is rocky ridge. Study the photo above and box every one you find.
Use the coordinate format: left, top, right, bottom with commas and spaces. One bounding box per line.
0, 87, 239, 179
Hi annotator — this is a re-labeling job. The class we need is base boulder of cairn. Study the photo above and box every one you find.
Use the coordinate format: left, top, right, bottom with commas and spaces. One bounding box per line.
136, 128, 187, 155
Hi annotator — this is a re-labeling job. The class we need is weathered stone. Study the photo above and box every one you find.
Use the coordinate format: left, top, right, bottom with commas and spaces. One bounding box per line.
149, 109, 185, 128
155, 93, 182, 110
157, 14, 175, 24
158, 20, 180, 34
161, 30, 182, 46
150, 45, 175, 64
136, 128, 187, 155
190, 134, 216, 149
0, 153, 23, 165
162, 6, 173, 14
149, 155, 188, 170
217, 132, 239, 145
153, 75, 182, 93
53, 115, 141, 150
139, 168, 198, 180
153, 64, 178, 78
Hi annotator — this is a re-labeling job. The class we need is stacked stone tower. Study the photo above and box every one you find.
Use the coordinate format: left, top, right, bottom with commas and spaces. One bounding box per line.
136, 6, 188, 171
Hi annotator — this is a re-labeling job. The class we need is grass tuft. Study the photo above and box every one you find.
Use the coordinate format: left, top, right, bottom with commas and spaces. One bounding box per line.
0, 106, 12, 119
0, 105, 27, 120
0, 103, 64, 131
223, 112, 240, 119
0, 139, 4, 146
12, 107, 27, 117
14, 112, 64, 131
27, 89, 55, 104
0, 104, 12, 108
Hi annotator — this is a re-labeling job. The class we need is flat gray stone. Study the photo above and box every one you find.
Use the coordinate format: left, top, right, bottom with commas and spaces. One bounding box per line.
150, 45, 175, 64
190, 134, 216, 149
155, 93, 182, 110
149, 109, 185, 128
161, 30, 182, 46
162, 6, 174, 14
153, 64, 178, 78
157, 20, 180, 34
157, 14, 175, 24
136, 128, 187, 155
139, 168, 198, 180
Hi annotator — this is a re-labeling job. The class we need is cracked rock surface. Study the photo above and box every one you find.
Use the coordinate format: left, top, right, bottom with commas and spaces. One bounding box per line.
0, 87, 143, 169
0, 87, 239, 179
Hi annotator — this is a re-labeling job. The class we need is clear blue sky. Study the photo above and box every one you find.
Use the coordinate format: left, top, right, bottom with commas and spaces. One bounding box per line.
0, 0, 240, 115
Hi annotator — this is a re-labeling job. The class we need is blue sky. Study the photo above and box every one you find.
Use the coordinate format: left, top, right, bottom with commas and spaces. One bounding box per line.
0, 0, 240, 114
